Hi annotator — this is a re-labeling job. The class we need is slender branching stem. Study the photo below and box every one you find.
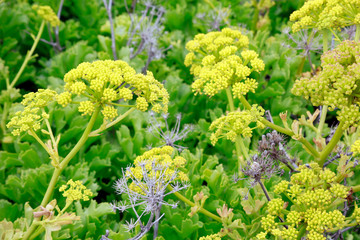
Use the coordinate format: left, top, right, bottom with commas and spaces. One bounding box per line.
319, 121, 344, 166
10, 21, 45, 88
355, 24, 360, 42
23, 107, 101, 240
323, 29, 329, 53
238, 94, 320, 158
316, 105, 328, 143
167, 185, 222, 222
29, 129, 52, 156
225, 88, 246, 170
89, 107, 135, 137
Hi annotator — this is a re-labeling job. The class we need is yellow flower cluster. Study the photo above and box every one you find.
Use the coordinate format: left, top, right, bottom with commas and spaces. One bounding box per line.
7, 89, 57, 136
209, 105, 265, 145
351, 139, 360, 155
199, 233, 221, 240
290, 0, 360, 32
32, 5, 60, 27
59, 179, 93, 202
259, 163, 351, 239
184, 28, 264, 97
126, 146, 189, 194
57, 60, 169, 120
292, 41, 360, 129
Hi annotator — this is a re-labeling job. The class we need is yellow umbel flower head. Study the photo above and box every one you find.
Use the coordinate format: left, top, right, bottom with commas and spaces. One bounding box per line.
57, 60, 169, 120
292, 40, 360, 129
290, 0, 360, 32
7, 89, 57, 136
351, 139, 360, 155
32, 5, 60, 27
184, 28, 264, 98
126, 146, 189, 194
262, 163, 350, 239
209, 105, 265, 145
59, 179, 93, 202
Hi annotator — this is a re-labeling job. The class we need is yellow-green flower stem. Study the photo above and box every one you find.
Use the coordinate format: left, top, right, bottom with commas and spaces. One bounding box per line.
44, 114, 57, 149
1, 102, 9, 135
356, 25, 360, 42
10, 21, 45, 88
296, 56, 306, 76
237, 136, 249, 161
89, 107, 135, 137
316, 105, 328, 143
318, 121, 345, 166
226, 88, 246, 170
238, 94, 320, 159
323, 29, 328, 53
352, 185, 360, 193
29, 224, 44, 240
167, 185, 222, 223
1, 21, 45, 135
251, 0, 260, 32
297, 225, 306, 240
23, 107, 100, 240
314, 30, 329, 143
29, 129, 52, 156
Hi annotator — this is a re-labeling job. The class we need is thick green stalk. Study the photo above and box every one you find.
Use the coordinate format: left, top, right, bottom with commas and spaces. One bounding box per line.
167, 186, 222, 222
1, 102, 9, 135
23, 107, 100, 240
42, 107, 100, 205
29, 129, 52, 156
296, 56, 306, 76
323, 29, 328, 53
225, 88, 246, 169
316, 105, 328, 141
238, 95, 320, 158
251, 0, 259, 32
356, 25, 360, 42
318, 121, 344, 166
353, 184, 360, 193
10, 21, 45, 88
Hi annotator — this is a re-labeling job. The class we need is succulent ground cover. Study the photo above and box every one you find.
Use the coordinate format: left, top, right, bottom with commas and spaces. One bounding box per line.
2, 0, 360, 239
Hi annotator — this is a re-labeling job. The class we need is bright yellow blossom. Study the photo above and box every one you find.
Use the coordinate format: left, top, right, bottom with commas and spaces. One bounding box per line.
59, 179, 93, 202
184, 28, 264, 98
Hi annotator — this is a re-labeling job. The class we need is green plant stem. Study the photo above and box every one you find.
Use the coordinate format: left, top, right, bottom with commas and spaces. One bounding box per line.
323, 29, 328, 53
225, 88, 246, 169
356, 25, 360, 42
10, 21, 45, 88
1, 102, 9, 135
238, 94, 320, 158
296, 56, 306, 75
318, 121, 344, 166
22, 219, 41, 240
251, 0, 259, 32
297, 225, 307, 240
316, 105, 328, 141
352, 185, 360, 193
23, 107, 100, 240
167, 185, 222, 223
237, 136, 249, 160
29, 225, 44, 240
89, 107, 135, 137
29, 129, 52, 156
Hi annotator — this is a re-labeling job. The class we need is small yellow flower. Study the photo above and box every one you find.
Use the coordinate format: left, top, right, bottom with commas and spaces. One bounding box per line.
32, 5, 60, 27
59, 179, 93, 201
101, 105, 118, 120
